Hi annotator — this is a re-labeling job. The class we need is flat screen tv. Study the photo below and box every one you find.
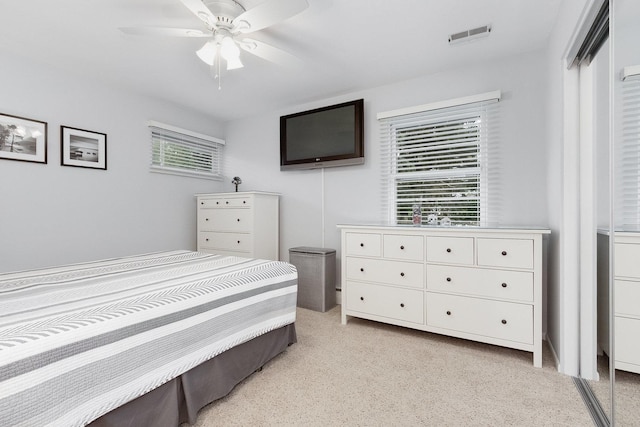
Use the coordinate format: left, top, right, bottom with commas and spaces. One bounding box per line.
280, 99, 364, 170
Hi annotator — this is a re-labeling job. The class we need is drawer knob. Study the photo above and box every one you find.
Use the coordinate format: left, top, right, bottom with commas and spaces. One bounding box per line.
501, 282, 507, 288
400, 272, 405, 277
205, 218, 209, 221
446, 277, 452, 282
360, 243, 364, 247
501, 319, 507, 325
400, 303, 405, 308
400, 245, 405, 250
243, 201, 246, 204
360, 268, 364, 272
360, 296, 364, 301
446, 310, 451, 316
216, 201, 219, 205
237, 218, 240, 222
200, 201, 204, 205
226, 201, 229, 204
501, 251, 507, 256
237, 240, 241, 244
446, 248, 452, 253
205, 238, 209, 242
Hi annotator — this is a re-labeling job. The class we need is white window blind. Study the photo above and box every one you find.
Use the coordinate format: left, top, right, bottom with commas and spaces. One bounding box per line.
616, 74, 640, 230
379, 92, 501, 226
148, 121, 224, 180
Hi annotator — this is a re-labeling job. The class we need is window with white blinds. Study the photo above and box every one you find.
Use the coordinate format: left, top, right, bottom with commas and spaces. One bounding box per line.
149, 121, 224, 180
616, 74, 640, 230
379, 92, 501, 226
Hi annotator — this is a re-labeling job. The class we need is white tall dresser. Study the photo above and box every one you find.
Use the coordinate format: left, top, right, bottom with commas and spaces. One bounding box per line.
338, 225, 549, 367
196, 192, 280, 260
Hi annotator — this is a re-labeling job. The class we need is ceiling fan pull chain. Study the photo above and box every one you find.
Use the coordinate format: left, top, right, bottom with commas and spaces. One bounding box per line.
217, 50, 222, 90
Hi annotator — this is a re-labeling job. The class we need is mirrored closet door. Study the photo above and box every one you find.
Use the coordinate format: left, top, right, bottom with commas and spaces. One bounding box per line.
611, 0, 640, 425
569, 0, 612, 422
592, 30, 612, 423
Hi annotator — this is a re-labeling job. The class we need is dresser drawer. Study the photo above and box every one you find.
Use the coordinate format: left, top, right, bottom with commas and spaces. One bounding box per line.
615, 316, 640, 367
199, 209, 252, 232
426, 265, 533, 302
199, 197, 252, 208
426, 293, 533, 344
615, 243, 640, 279
345, 233, 382, 257
426, 237, 474, 265
225, 197, 252, 207
346, 281, 424, 324
477, 238, 533, 269
615, 280, 640, 317
383, 234, 424, 261
198, 232, 252, 253
346, 257, 424, 289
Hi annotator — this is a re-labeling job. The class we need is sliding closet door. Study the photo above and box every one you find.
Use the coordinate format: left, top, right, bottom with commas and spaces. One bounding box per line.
564, 0, 612, 425
612, 0, 640, 425
576, 36, 611, 423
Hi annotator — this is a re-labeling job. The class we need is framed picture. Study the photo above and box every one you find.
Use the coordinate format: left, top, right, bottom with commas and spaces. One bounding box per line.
61, 126, 107, 170
0, 113, 47, 164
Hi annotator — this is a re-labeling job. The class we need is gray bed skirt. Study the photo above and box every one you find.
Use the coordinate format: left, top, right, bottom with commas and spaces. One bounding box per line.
89, 323, 297, 427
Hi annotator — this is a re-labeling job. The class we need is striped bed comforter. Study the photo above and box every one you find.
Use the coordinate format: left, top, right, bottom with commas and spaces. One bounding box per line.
0, 250, 297, 427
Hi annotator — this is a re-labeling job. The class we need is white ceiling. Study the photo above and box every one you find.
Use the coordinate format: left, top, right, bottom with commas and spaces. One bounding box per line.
0, 0, 562, 122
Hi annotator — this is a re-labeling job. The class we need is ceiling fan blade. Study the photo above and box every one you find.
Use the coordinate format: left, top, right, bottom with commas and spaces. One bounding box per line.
233, 0, 308, 33
119, 27, 209, 37
238, 38, 302, 68
178, 0, 216, 27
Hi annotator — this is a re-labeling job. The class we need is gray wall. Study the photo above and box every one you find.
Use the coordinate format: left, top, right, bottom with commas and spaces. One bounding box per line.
0, 53, 225, 272
0, 47, 552, 278
223, 50, 550, 289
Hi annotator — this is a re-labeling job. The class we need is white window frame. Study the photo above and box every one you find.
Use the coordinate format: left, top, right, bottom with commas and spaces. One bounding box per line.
148, 120, 225, 180
378, 91, 501, 226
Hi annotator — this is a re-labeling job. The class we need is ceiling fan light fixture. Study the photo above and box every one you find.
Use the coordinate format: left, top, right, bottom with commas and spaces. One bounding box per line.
196, 40, 217, 65
226, 56, 244, 70
219, 36, 243, 69
220, 36, 240, 59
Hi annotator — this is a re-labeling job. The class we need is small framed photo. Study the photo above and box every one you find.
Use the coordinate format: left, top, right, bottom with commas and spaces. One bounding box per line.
61, 126, 107, 170
0, 113, 47, 164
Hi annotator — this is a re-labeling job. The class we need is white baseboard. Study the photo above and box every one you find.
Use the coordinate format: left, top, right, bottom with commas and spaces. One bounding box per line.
547, 336, 561, 372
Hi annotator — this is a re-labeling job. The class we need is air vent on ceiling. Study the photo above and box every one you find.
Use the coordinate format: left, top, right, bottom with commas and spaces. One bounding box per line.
448, 25, 491, 45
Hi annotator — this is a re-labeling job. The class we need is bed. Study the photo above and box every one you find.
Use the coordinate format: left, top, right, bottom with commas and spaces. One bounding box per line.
0, 250, 298, 427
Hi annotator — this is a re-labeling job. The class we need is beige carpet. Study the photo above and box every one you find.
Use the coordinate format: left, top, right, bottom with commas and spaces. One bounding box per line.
588, 356, 640, 426
612, 369, 640, 426
189, 306, 592, 426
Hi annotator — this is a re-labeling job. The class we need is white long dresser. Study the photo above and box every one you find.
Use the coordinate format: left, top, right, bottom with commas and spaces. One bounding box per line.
338, 225, 550, 367
597, 231, 640, 374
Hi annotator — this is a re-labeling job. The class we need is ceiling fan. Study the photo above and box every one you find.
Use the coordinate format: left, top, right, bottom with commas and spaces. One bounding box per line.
120, 0, 309, 87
